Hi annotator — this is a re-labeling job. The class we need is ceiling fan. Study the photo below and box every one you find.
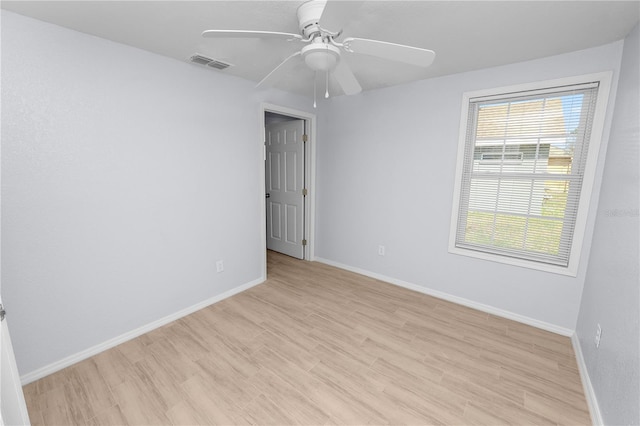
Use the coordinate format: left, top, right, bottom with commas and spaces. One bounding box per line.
202, 0, 435, 101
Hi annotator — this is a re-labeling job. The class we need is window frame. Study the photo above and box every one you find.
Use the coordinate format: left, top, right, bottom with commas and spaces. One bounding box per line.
448, 72, 613, 276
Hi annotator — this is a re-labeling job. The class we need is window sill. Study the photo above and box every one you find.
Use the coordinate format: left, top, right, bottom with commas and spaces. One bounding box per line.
447, 245, 579, 277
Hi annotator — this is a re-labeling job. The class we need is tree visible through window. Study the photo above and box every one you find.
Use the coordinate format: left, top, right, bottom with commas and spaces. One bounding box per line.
450, 76, 611, 274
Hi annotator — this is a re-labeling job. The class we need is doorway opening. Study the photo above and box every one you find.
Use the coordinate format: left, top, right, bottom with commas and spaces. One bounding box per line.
260, 104, 316, 277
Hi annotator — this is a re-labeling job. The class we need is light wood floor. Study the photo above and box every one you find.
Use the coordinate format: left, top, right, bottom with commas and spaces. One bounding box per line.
24, 251, 591, 425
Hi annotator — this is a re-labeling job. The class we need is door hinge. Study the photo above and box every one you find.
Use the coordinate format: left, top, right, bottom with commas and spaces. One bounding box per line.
302, 239, 307, 246
302, 188, 308, 196
0, 304, 5, 322
302, 134, 308, 143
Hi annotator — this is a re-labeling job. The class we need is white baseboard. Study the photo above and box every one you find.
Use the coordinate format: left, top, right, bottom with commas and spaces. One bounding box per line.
20, 277, 265, 385
571, 333, 603, 425
314, 257, 574, 337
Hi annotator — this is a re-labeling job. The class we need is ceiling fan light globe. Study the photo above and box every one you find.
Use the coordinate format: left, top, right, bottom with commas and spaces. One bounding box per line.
304, 51, 338, 71
301, 43, 341, 72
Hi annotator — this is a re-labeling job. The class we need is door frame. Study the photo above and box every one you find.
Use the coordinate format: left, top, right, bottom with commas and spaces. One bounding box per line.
1, 311, 31, 425
259, 103, 316, 276
0, 122, 31, 423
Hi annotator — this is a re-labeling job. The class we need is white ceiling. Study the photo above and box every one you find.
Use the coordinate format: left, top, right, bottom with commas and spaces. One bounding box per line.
3, 1, 639, 98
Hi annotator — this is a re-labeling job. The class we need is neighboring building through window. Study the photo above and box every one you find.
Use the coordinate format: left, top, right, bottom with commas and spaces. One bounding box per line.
449, 73, 612, 275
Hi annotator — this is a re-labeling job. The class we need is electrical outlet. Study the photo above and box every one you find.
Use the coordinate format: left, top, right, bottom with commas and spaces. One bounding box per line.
594, 323, 602, 348
378, 245, 385, 256
216, 260, 224, 273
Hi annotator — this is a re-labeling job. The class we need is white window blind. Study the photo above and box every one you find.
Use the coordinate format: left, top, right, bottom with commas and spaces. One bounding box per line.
453, 82, 600, 268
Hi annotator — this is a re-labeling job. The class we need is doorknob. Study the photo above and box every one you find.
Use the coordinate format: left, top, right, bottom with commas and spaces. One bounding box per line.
266, 193, 270, 198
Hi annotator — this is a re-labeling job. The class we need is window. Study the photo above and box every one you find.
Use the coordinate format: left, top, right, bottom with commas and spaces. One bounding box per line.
449, 73, 612, 275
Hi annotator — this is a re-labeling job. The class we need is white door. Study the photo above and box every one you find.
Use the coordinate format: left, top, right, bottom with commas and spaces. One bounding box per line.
0, 298, 31, 425
265, 119, 305, 259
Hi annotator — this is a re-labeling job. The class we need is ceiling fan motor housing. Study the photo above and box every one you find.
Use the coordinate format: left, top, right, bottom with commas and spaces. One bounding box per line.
297, 0, 327, 38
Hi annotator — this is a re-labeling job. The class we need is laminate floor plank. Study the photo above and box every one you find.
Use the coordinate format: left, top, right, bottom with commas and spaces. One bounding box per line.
23, 250, 592, 425
250, 368, 330, 425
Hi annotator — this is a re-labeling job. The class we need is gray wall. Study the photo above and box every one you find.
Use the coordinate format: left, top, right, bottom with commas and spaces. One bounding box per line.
576, 24, 639, 426
315, 41, 623, 331
1, 11, 313, 376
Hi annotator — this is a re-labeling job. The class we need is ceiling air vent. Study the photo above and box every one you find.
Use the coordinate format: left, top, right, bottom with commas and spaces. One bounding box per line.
206, 60, 232, 70
188, 54, 232, 70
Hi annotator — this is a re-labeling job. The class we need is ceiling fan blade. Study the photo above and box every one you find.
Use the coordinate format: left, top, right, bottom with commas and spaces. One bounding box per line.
256, 51, 303, 89
202, 30, 302, 41
319, 1, 364, 36
343, 37, 435, 68
333, 61, 362, 95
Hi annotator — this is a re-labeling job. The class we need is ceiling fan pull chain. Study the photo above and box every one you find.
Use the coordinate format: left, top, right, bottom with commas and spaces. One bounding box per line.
313, 71, 317, 108
325, 70, 330, 99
